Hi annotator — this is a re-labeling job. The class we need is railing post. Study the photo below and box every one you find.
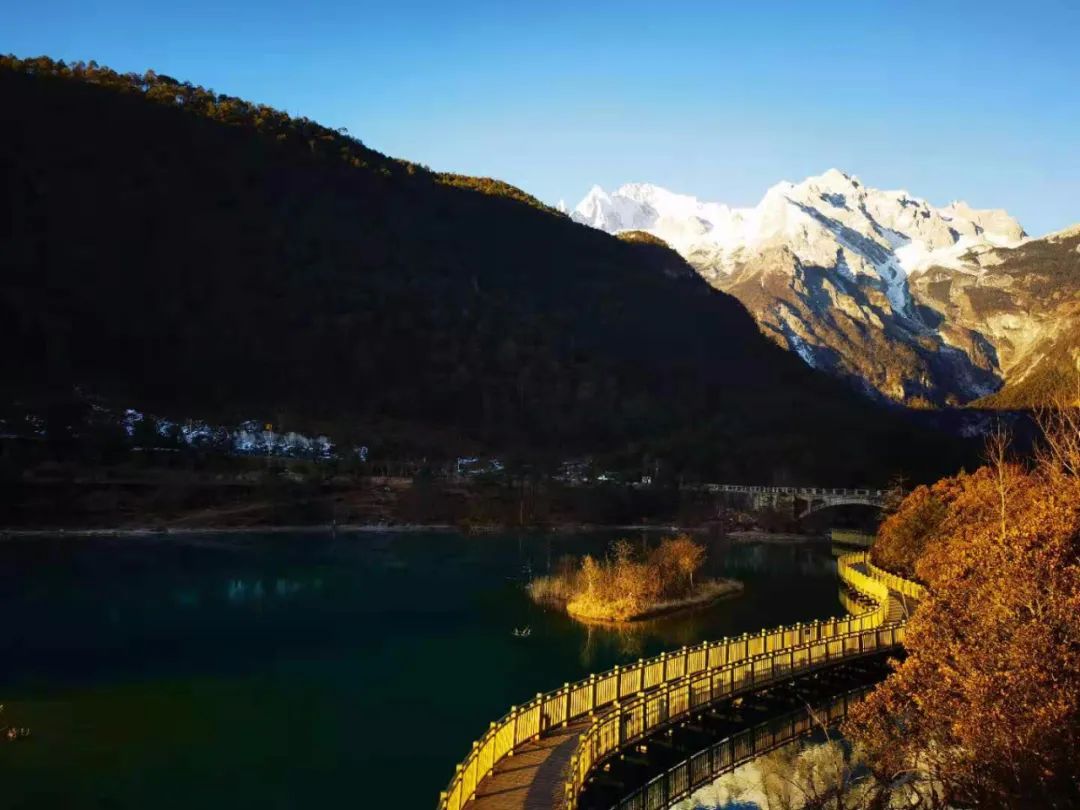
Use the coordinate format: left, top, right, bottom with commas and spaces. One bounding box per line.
509, 706, 518, 754
613, 664, 621, 699
563, 683, 570, 726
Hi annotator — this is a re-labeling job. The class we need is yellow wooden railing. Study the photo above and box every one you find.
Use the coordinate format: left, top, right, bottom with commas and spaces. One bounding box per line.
437, 552, 915, 810
610, 685, 873, 810
838, 582, 873, 617
564, 621, 904, 808
563, 553, 916, 809
866, 557, 926, 600
829, 528, 875, 547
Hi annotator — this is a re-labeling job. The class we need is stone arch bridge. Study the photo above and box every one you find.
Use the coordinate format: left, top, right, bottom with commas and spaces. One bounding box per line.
700, 484, 890, 518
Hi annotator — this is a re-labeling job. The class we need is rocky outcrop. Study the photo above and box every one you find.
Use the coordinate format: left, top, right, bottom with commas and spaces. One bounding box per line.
570, 171, 1078, 407
910, 226, 1080, 407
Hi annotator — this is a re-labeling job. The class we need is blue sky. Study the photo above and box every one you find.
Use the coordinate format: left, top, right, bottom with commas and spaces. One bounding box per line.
7, 0, 1079, 234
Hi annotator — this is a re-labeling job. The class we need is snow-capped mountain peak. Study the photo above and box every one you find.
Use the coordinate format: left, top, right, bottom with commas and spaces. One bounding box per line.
572, 171, 1025, 279
570, 171, 1029, 406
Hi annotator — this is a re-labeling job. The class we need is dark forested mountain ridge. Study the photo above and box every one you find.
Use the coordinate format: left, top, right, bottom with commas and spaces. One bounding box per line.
0, 55, 971, 483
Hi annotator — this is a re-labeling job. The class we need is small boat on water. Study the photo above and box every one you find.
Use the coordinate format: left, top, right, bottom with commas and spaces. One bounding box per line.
511, 626, 532, 638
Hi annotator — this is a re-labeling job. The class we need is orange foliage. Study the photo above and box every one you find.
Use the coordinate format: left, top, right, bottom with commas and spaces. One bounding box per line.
871, 473, 965, 579
528, 534, 724, 621
848, 413, 1080, 808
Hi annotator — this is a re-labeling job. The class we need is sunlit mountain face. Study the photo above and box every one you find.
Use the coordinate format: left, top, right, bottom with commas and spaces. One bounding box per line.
572, 171, 1079, 408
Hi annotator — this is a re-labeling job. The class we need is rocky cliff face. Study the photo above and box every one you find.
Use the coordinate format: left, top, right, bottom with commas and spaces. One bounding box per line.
571, 171, 1076, 407
914, 225, 1080, 408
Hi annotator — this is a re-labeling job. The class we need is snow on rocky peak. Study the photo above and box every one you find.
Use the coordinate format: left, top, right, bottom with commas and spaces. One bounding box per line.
574, 184, 656, 232
571, 171, 1029, 407
572, 170, 1025, 282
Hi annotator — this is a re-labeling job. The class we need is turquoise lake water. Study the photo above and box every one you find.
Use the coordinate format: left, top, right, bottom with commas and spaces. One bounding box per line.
0, 531, 844, 809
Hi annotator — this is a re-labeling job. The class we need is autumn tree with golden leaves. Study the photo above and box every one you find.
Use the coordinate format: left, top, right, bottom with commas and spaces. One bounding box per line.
848, 408, 1080, 809
527, 534, 730, 622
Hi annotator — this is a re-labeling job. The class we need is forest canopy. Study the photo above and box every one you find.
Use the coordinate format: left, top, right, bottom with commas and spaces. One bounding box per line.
0, 55, 559, 214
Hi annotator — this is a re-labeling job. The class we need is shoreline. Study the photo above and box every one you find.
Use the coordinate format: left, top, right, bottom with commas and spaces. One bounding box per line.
0, 523, 458, 538
0, 523, 833, 540
724, 530, 831, 544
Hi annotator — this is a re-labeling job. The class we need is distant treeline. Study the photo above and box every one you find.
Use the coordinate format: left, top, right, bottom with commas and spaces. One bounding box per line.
0, 55, 558, 214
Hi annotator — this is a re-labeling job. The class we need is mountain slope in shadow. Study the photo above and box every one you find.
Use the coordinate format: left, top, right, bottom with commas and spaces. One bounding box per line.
0, 56, 973, 483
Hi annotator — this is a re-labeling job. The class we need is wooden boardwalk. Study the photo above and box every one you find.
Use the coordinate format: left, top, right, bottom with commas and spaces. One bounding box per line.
466, 719, 589, 810
443, 554, 923, 810
855, 561, 913, 624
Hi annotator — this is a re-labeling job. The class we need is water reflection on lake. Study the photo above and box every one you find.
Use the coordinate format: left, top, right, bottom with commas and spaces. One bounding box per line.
0, 530, 843, 810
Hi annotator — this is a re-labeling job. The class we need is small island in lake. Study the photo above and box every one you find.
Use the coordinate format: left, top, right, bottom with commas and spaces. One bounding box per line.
528, 534, 743, 623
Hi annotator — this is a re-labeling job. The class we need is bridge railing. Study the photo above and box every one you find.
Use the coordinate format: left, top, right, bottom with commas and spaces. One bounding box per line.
562, 553, 916, 809
698, 484, 888, 498
608, 685, 873, 810
838, 552, 890, 607
838, 583, 873, 617
830, 529, 875, 547
564, 622, 905, 809
437, 554, 887, 810
866, 558, 926, 600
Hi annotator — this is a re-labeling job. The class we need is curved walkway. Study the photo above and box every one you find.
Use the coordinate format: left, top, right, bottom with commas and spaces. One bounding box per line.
607, 684, 874, 810
439, 553, 921, 810
467, 721, 587, 810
